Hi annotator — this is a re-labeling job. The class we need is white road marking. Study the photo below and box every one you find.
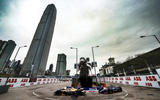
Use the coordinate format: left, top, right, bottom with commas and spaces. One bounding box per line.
32, 91, 40, 97
120, 89, 128, 98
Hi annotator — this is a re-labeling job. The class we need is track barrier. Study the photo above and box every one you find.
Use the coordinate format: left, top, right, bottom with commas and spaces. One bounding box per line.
93, 74, 160, 88
0, 77, 71, 88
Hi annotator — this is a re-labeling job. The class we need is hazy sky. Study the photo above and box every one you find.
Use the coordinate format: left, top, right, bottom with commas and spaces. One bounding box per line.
0, 0, 160, 75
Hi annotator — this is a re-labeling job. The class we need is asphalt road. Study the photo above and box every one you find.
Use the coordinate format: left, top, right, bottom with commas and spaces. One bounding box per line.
0, 82, 160, 100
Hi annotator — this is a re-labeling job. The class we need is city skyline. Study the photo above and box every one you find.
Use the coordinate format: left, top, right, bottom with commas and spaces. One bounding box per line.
0, 0, 160, 75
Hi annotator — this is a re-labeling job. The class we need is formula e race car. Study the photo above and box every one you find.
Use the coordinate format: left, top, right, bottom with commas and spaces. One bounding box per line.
99, 85, 122, 94
54, 87, 86, 96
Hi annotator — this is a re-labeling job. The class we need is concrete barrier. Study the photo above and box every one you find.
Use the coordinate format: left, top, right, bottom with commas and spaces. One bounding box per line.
0, 77, 71, 88
94, 74, 160, 88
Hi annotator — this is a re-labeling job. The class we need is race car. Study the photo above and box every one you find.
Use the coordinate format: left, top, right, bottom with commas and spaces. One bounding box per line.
99, 85, 122, 94
54, 87, 86, 96
108, 85, 122, 93
99, 87, 113, 94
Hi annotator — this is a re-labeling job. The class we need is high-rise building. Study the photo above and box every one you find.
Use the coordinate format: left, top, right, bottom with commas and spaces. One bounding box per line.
20, 4, 57, 77
55, 54, 67, 76
0, 40, 16, 72
66, 70, 70, 76
49, 64, 53, 72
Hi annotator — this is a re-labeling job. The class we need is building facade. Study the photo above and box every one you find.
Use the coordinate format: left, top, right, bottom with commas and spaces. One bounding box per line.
20, 4, 57, 77
0, 40, 16, 72
55, 54, 67, 76
113, 47, 160, 76
99, 57, 115, 76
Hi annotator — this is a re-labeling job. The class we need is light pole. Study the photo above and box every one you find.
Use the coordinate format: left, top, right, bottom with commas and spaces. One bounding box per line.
13, 45, 27, 61
70, 47, 78, 75
140, 34, 160, 75
7, 45, 27, 74
91, 45, 99, 82
140, 35, 160, 45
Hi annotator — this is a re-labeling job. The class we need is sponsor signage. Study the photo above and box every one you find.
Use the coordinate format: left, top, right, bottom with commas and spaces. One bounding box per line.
0, 78, 71, 88
93, 75, 160, 88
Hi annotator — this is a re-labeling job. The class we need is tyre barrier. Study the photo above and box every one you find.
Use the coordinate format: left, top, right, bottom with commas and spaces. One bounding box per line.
0, 77, 71, 88
93, 74, 160, 88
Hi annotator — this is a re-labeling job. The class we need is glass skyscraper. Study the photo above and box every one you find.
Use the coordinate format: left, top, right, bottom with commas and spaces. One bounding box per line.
20, 4, 57, 77
55, 54, 67, 76
0, 40, 16, 72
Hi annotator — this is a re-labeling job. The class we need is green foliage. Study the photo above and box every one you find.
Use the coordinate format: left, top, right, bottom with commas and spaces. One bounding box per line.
0, 73, 12, 77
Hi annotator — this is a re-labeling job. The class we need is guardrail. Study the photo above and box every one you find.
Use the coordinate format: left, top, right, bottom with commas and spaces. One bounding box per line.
93, 74, 160, 88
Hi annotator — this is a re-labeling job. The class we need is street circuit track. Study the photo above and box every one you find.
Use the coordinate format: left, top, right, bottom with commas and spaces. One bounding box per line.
0, 82, 160, 100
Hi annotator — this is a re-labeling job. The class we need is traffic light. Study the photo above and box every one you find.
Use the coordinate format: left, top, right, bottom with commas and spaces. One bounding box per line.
74, 63, 78, 69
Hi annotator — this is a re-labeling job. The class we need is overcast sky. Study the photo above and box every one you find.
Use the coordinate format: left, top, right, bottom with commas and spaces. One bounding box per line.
0, 0, 160, 75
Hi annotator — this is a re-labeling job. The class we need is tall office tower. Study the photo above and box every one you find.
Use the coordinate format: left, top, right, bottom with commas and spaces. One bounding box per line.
49, 64, 53, 72
0, 40, 16, 72
20, 4, 57, 77
55, 54, 67, 76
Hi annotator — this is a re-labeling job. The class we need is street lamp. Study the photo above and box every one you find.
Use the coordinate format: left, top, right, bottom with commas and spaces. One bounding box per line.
140, 35, 160, 44
13, 45, 27, 61
140, 34, 160, 75
91, 45, 99, 82
7, 45, 27, 73
92, 45, 99, 62
70, 47, 78, 75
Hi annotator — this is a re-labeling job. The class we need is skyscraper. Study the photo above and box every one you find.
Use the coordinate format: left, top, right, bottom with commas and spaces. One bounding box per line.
0, 40, 16, 72
49, 64, 53, 72
55, 54, 67, 76
20, 4, 57, 77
